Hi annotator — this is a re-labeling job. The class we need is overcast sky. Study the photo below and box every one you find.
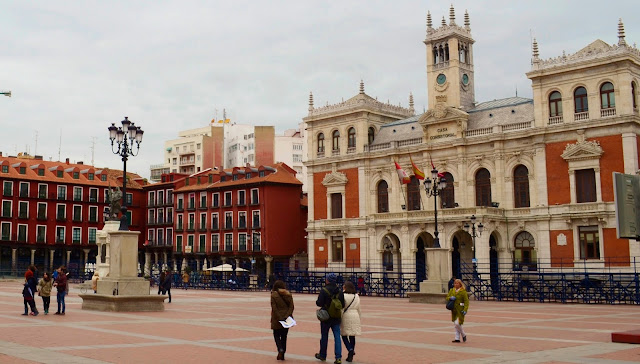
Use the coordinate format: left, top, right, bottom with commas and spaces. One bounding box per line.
1, 1, 638, 180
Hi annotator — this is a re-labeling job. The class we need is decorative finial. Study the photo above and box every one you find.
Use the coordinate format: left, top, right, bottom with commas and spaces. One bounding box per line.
409, 93, 415, 114
618, 18, 626, 46
464, 10, 470, 29
359, 79, 365, 94
427, 11, 432, 29
308, 92, 314, 111
441, 16, 446, 27
532, 38, 539, 58
449, 4, 455, 25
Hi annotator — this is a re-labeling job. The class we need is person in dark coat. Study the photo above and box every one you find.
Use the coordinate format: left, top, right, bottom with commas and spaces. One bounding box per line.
22, 269, 39, 316
53, 266, 67, 315
271, 280, 294, 360
315, 273, 345, 363
448, 276, 456, 290
162, 270, 172, 303
158, 272, 166, 295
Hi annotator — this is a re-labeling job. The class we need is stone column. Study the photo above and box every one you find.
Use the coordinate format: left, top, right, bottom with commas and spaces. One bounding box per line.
163, 252, 168, 267
11, 248, 17, 274
83, 249, 90, 272
196, 258, 201, 272
265, 255, 273, 277
49, 249, 55, 271
29, 249, 35, 266
144, 252, 152, 276
154, 252, 159, 266
410, 248, 450, 303
66, 250, 71, 267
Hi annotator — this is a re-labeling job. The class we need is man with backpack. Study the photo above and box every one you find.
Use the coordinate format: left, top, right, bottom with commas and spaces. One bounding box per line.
315, 273, 345, 364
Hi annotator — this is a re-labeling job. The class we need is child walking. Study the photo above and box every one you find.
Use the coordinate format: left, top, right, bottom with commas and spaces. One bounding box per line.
38, 272, 53, 315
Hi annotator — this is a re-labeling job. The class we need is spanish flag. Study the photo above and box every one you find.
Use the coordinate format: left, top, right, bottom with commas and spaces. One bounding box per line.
410, 155, 425, 180
395, 161, 411, 184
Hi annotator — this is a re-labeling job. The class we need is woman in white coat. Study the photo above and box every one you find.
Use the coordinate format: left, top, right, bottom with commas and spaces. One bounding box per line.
340, 281, 361, 362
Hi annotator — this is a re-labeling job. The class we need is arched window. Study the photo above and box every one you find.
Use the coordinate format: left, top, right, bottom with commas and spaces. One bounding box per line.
407, 176, 421, 211
513, 165, 530, 208
632, 81, 637, 109
317, 133, 324, 153
600, 82, 615, 109
332, 130, 340, 151
368, 127, 375, 145
475, 168, 491, 207
574, 87, 588, 113
441, 172, 455, 208
347, 127, 356, 148
383, 250, 393, 271
433, 47, 439, 64
549, 91, 562, 117
444, 43, 450, 61
514, 231, 536, 271
377, 180, 389, 213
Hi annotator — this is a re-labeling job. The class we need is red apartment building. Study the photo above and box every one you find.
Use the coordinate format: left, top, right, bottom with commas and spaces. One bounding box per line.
0, 154, 147, 274
143, 163, 307, 276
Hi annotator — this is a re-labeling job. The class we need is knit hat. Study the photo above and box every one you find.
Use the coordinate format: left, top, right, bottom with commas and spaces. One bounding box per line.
326, 273, 337, 284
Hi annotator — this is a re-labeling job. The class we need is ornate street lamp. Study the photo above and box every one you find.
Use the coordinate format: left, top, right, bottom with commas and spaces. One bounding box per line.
463, 214, 484, 260
424, 168, 446, 248
108, 117, 144, 230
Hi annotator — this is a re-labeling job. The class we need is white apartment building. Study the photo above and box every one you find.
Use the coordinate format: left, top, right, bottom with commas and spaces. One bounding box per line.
275, 125, 307, 193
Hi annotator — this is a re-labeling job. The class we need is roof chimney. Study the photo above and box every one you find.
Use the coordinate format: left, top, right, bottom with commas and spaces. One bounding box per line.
65, 158, 70, 164
34, 155, 43, 160
77, 161, 84, 165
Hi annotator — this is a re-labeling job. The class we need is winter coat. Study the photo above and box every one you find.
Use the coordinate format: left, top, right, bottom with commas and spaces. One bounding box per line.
38, 278, 53, 297
23, 271, 37, 300
270, 289, 294, 330
55, 272, 68, 292
447, 287, 469, 325
163, 274, 172, 290
316, 283, 345, 326
340, 293, 361, 336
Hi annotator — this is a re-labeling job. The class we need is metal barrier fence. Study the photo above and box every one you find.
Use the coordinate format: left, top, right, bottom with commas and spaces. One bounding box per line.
460, 258, 640, 304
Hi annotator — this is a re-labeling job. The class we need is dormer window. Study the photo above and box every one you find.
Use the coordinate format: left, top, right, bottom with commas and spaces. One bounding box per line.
57, 171, 63, 178
88, 173, 94, 180
19, 167, 26, 174
73, 172, 79, 179
38, 169, 44, 176
246, 173, 251, 179
1, 165, 7, 173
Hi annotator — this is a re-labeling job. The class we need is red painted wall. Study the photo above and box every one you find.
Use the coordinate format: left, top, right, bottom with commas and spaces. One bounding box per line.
603, 228, 630, 267
549, 230, 574, 267
345, 238, 360, 268
263, 184, 306, 256
594, 135, 624, 202
254, 126, 275, 167
314, 239, 328, 268
313, 168, 359, 220
545, 142, 571, 205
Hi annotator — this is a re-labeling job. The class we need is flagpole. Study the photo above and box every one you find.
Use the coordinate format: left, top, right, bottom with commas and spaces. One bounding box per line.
394, 158, 409, 210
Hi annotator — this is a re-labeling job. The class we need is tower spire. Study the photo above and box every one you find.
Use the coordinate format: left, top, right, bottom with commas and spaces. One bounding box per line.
464, 10, 470, 29
532, 38, 539, 58
426, 11, 432, 29
308, 92, 314, 112
449, 4, 455, 25
359, 79, 365, 94
409, 92, 415, 115
441, 16, 446, 27
618, 18, 626, 46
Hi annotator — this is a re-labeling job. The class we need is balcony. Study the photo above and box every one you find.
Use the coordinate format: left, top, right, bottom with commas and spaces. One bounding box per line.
198, 225, 207, 232
574, 111, 589, 121
187, 204, 196, 211
18, 212, 28, 219
548, 115, 563, 125
36, 236, 46, 243
317, 150, 325, 158
347, 147, 356, 154
331, 149, 340, 156
186, 224, 195, 232
176, 206, 184, 212
252, 243, 261, 252
224, 224, 233, 231
210, 224, 219, 231
199, 204, 208, 210
175, 225, 183, 232
56, 216, 66, 222
601, 107, 616, 118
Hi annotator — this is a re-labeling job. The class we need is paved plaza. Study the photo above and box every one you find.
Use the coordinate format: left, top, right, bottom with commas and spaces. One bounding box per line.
0, 281, 639, 363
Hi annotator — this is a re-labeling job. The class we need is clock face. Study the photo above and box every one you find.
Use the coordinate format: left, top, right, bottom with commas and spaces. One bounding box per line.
436, 73, 447, 85
462, 74, 469, 85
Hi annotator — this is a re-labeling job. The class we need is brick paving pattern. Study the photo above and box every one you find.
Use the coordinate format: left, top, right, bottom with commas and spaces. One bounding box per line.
0, 281, 638, 363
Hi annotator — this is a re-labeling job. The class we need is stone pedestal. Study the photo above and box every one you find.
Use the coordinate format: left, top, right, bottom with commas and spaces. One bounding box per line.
82, 229, 165, 312
409, 248, 450, 303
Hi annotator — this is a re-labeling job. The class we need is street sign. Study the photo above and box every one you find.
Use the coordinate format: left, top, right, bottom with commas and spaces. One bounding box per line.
613, 172, 640, 240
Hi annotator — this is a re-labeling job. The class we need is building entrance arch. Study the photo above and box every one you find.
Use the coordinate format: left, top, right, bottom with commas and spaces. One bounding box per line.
381, 234, 401, 273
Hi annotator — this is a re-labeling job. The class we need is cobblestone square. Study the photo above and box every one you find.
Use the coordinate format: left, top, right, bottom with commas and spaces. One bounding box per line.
0, 281, 638, 363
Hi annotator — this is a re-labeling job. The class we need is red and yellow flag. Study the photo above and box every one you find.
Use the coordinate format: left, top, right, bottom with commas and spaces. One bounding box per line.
395, 161, 410, 184
410, 155, 425, 180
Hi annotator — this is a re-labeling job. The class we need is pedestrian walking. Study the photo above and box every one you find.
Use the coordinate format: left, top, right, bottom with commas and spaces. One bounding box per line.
315, 273, 345, 364
53, 266, 68, 315
271, 280, 294, 361
158, 272, 166, 295
182, 271, 189, 290
447, 279, 469, 343
22, 269, 39, 316
37, 272, 53, 315
447, 276, 456, 290
92, 272, 100, 293
163, 270, 172, 303
356, 276, 366, 296
340, 281, 361, 362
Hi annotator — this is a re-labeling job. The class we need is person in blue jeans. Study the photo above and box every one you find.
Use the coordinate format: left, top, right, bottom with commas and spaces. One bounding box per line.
53, 266, 68, 315
315, 273, 345, 364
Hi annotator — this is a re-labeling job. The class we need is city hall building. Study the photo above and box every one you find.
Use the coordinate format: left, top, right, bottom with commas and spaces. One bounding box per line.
303, 7, 640, 283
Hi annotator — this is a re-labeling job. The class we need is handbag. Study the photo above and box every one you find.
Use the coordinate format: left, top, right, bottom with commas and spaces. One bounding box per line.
316, 308, 330, 321
343, 296, 355, 313
446, 298, 455, 311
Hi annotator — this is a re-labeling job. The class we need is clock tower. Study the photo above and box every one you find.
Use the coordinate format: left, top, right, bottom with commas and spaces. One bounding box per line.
425, 6, 475, 111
